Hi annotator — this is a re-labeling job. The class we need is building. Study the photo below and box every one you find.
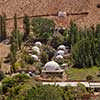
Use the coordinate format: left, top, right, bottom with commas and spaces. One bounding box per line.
41, 61, 64, 78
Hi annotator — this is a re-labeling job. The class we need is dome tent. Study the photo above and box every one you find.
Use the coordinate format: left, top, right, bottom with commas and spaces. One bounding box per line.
56, 55, 63, 59
35, 41, 42, 47
32, 46, 40, 51
44, 61, 61, 71
32, 46, 40, 55
58, 45, 66, 50
56, 50, 65, 56
31, 55, 39, 61
42, 61, 64, 78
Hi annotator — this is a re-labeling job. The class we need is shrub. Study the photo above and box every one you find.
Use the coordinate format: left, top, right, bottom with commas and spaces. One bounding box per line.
23, 15, 30, 39
0, 71, 5, 81
51, 33, 64, 49
24, 54, 34, 65
77, 83, 87, 93
2, 77, 16, 93
40, 51, 48, 65
31, 17, 55, 40
0, 85, 2, 94
14, 61, 25, 69
95, 24, 100, 38
25, 85, 63, 100
42, 45, 55, 60
86, 75, 93, 81
13, 74, 30, 83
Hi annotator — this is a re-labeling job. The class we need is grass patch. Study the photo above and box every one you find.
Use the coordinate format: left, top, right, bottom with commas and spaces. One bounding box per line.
66, 66, 100, 81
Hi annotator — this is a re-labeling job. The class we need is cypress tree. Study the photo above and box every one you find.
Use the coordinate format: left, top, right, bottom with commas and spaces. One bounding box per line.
2, 14, 6, 40
10, 14, 23, 73
23, 15, 30, 39
0, 15, 2, 41
14, 13, 17, 31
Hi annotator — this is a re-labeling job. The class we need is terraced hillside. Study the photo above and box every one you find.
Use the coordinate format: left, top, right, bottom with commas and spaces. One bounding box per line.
0, 0, 99, 33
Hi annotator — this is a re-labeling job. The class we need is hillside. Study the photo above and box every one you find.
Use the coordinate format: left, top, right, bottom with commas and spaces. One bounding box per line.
0, 0, 89, 17
0, 0, 100, 32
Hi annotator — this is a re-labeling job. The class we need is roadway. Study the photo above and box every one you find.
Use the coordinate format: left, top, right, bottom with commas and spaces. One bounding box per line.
42, 82, 100, 88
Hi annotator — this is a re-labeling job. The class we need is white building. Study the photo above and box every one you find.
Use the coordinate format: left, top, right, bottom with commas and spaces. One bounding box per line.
58, 11, 66, 17
35, 41, 42, 47
58, 45, 66, 51
42, 61, 64, 78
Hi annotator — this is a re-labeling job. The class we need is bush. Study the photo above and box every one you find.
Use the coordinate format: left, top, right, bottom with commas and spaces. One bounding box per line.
0, 85, 2, 94
2, 74, 30, 94
13, 74, 30, 83
23, 15, 30, 39
40, 51, 48, 65
42, 45, 55, 60
25, 85, 63, 100
0, 71, 5, 81
51, 33, 64, 49
24, 54, 34, 65
2, 77, 16, 93
77, 83, 87, 93
86, 75, 93, 81
31, 17, 55, 40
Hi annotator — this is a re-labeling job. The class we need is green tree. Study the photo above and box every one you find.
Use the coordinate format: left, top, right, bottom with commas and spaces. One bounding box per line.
0, 14, 7, 41
69, 21, 78, 46
72, 32, 100, 68
40, 51, 48, 65
10, 14, 23, 73
23, 15, 30, 39
0, 15, 2, 41
31, 17, 55, 41
25, 85, 62, 100
0, 71, 5, 81
2, 14, 6, 40
14, 13, 17, 31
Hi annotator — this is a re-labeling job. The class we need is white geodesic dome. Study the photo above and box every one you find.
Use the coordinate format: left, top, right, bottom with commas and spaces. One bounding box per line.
56, 50, 65, 56
44, 61, 61, 71
32, 46, 40, 55
58, 45, 66, 50
56, 55, 63, 59
35, 41, 42, 47
31, 55, 39, 61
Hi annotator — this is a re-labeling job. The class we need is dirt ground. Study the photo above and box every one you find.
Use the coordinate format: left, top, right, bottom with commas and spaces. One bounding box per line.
0, 43, 10, 73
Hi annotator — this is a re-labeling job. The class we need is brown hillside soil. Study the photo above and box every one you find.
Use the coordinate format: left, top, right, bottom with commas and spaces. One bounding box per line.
0, 0, 99, 33
0, 43, 10, 73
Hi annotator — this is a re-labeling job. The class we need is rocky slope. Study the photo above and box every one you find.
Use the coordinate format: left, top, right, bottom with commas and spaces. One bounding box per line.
0, 0, 99, 32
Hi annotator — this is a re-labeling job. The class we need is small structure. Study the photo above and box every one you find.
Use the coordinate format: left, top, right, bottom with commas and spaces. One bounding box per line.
42, 61, 64, 78
32, 46, 40, 55
31, 54, 39, 61
56, 55, 63, 59
58, 45, 66, 50
35, 41, 42, 47
58, 11, 66, 17
56, 50, 65, 56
